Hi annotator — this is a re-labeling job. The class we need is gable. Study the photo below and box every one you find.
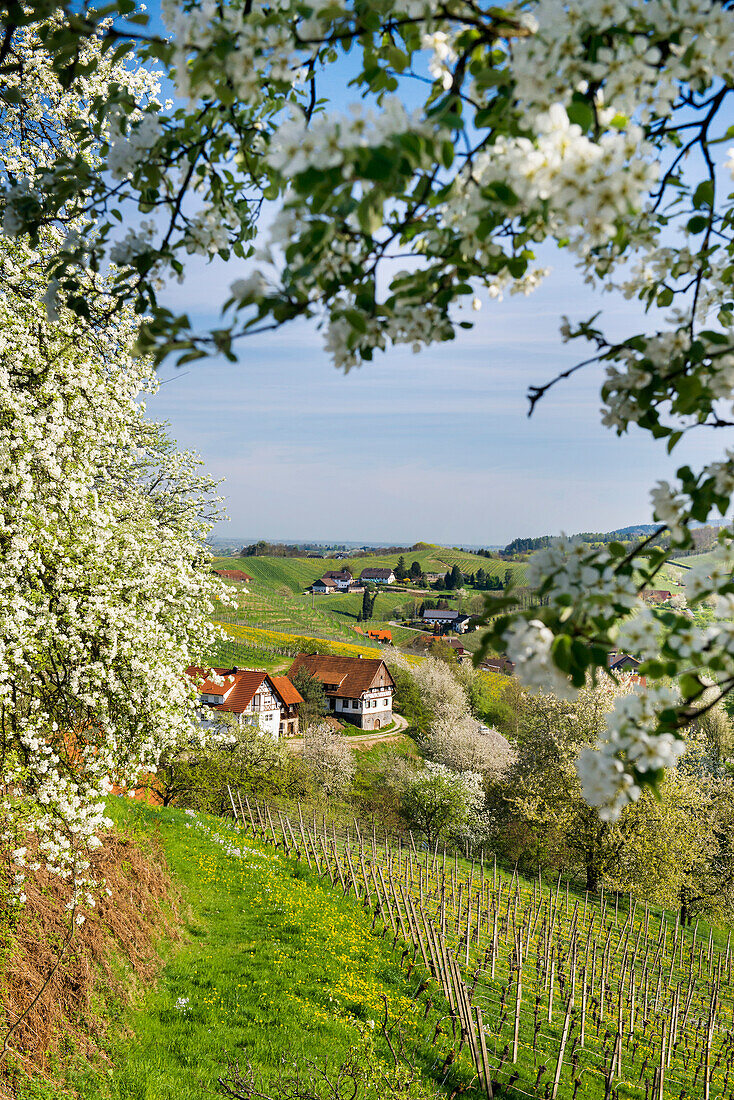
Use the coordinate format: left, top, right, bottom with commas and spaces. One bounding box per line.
287, 654, 394, 698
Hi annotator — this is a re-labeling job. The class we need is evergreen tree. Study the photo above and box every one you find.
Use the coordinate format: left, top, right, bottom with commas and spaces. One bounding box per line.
362, 585, 377, 620
450, 564, 463, 589
291, 669, 328, 731
395, 555, 407, 581
444, 569, 453, 589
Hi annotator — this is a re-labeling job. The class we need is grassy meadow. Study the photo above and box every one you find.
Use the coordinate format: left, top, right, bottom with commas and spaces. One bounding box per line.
64, 800, 469, 1100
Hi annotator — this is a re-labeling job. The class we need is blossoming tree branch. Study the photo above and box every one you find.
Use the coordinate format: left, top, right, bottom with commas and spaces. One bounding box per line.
2, 0, 734, 822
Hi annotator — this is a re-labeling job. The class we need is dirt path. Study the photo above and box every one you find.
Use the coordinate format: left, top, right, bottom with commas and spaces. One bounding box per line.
286, 711, 409, 751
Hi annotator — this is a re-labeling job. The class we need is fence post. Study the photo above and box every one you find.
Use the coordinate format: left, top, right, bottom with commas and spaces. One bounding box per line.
551, 999, 573, 1100
475, 1005, 494, 1100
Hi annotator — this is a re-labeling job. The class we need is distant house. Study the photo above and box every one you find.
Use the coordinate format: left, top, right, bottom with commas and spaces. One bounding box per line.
422, 609, 471, 633
214, 569, 252, 583
432, 637, 470, 662
287, 654, 395, 730
366, 628, 392, 644
360, 568, 396, 585
482, 655, 515, 675
639, 589, 672, 602
607, 652, 642, 672
186, 666, 303, 738
322, 570, 353, 591
423, 573, 443, 584
311, 577, 338, 594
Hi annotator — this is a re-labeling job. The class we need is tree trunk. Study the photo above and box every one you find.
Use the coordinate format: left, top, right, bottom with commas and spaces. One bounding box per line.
585, 859, 599, 893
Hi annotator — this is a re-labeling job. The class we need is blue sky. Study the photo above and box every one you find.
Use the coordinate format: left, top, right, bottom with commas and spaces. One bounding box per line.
139, 15, 728, 549
151, 243, 723, 547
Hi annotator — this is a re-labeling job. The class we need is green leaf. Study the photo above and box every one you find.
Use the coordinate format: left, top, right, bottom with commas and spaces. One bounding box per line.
686, 214, 709, 235
566, 97, 595, 131
344, 309, 367, 333
693, 180, 714, 209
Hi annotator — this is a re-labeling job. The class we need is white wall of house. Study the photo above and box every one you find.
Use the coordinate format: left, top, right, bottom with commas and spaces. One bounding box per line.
333, 687, 393, 727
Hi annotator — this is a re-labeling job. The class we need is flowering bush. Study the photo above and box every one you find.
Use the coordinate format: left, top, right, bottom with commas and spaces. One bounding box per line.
401, 762, 485, 847
302, 723, 357, 796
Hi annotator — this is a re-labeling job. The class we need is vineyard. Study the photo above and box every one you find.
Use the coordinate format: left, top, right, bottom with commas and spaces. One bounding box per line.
228, 794, 734, 1100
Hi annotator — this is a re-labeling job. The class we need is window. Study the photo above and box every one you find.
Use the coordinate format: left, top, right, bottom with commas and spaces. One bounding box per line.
252, 694, 261, 710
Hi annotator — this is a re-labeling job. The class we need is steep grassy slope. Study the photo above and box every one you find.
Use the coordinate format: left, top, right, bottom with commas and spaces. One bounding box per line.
70, 802, 467, 1100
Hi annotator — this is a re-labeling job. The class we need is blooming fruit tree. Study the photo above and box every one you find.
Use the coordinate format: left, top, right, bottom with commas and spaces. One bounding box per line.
2, 0, 734, 820
0, 28, 223, 916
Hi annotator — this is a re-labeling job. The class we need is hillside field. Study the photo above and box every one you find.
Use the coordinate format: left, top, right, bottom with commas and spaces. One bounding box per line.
207, 548, 528, 655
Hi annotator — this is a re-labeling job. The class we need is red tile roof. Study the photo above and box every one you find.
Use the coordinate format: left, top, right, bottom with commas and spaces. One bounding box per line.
214, 569, 252, 582
187, 666, 273, 713
287, 654, 395, 698
270, 676, 303, 706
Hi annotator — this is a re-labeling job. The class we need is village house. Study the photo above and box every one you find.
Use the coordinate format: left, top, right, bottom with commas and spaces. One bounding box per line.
310, 576, 337, 594
482, 654, 515, 675
360, 568, 396, 584
287, 654, 395, 730
639, 589, 673, 602
607, 652, 642, 673
422, 608, 471, 633
322, 569, 353, 590
213, 568, 252, 583
186, 666, 303, 738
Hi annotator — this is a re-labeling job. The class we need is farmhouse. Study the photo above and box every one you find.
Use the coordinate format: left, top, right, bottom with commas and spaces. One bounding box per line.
607, 652, 642, 672
482, 655, 515, 675
322, 570, 353, 590
186, 666, 303, 738
639, 589, 673, 602
422, 608, 471, 633
287, 654, 395, 730
311, 577, 337, 594
360, 568, 396, 584
214, 568, 252, 583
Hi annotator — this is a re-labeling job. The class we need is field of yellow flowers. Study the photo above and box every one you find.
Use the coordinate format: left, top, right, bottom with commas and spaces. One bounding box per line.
72, 800, 469, 1100
217, 622, 386, 660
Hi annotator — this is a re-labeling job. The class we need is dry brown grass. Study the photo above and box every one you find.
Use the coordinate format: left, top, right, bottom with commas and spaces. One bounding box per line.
0, 824, 180, 1096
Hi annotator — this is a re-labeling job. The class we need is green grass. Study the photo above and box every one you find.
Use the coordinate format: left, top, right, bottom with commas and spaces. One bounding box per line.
68, 801, 467, 1100
215, 552, 526, 594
